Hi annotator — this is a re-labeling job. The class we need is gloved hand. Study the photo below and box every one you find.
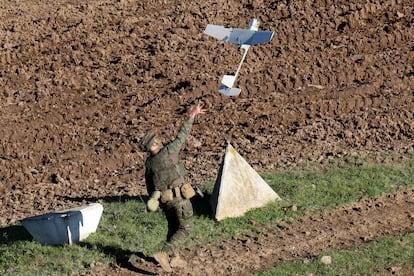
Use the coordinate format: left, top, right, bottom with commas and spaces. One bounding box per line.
147, 191, 161, 212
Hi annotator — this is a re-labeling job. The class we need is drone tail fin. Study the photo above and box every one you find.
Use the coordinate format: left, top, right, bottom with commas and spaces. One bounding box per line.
219, 85, 241, 96
221, 74, 236, 88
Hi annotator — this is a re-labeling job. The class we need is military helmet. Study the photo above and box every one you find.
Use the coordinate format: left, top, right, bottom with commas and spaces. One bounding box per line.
139, 133, 157, 152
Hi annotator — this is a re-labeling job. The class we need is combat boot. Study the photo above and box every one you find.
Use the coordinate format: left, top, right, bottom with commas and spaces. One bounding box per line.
153, 251, 172, 272
170, 255, 187, 268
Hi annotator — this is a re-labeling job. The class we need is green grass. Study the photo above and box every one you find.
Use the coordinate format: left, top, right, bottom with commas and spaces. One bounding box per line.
0, 226, 108, 275
263, 158, 414, 212
0, 156, 413, 275
256, 233, 414, 275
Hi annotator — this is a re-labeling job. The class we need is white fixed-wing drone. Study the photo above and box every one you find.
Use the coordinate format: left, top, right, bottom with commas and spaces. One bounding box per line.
204, 18, 274, 96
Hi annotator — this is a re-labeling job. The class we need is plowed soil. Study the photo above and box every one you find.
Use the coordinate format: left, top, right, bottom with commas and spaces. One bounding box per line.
0, 0, 413, 274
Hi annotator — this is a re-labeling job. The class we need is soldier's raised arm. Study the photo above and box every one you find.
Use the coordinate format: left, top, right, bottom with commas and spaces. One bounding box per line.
171, 102, 206, 149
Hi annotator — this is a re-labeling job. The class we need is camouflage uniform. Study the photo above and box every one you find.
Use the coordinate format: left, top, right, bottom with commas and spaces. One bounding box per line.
144, 116, 194, 257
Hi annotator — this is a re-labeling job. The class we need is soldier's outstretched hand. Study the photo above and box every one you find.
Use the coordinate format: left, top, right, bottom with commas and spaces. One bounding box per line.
189, 102, 206, 118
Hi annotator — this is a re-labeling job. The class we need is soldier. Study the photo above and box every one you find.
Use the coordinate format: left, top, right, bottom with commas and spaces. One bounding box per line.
139, 102, 206, 272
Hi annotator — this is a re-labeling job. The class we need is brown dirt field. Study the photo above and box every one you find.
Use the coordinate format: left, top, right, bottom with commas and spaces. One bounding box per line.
0, 0, 413, 274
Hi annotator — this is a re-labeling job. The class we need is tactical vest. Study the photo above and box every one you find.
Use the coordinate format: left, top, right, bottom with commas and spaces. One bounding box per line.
145, 116, 193, 192
146, 146, 186, 191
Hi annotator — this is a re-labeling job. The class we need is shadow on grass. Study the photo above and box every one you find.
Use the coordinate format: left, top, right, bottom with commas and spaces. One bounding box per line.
0, 224, 32, 245
0, 194, 213, 274
191, 193, 213, 218
59, 193, 213, 274
0, 224, 157, 275
80, 242, 158, 275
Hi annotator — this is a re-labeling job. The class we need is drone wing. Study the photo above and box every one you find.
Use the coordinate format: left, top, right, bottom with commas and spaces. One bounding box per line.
204, 24, 274, 46
244, 30, 274, 45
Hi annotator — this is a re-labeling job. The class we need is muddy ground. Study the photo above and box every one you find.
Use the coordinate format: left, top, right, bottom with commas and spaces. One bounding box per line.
0, 0, 413, 274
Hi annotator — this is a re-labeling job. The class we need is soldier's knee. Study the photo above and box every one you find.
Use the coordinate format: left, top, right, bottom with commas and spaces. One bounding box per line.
178, 199, 193, 219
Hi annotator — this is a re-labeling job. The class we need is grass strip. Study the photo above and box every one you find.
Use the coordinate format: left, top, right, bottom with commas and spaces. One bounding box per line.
256, 233, 414, 275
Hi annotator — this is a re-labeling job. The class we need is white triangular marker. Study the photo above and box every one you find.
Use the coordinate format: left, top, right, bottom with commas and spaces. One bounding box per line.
210, 143, 281, 221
